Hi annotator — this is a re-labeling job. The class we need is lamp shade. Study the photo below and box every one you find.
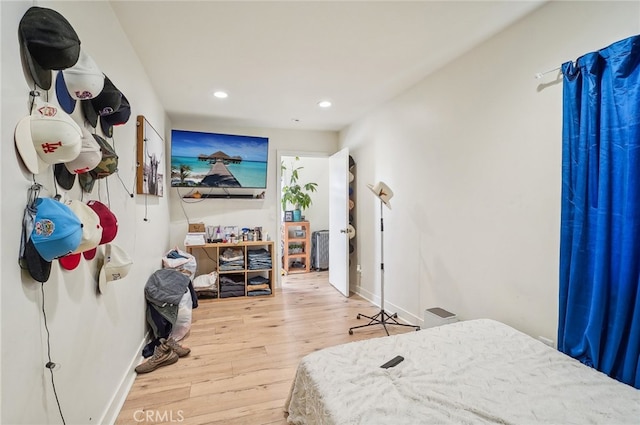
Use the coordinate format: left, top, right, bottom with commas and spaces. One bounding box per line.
367, 181, 393, 209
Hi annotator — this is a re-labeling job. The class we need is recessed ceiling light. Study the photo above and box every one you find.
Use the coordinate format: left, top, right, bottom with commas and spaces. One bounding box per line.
213, 91, 228, 99
318, 100, 332, 108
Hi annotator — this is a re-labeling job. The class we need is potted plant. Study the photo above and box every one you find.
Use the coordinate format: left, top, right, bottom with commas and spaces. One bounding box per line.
281, 157, 318, 221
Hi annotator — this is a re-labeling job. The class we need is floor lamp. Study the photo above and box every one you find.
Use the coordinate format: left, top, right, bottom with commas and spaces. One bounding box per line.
349, 182, 420, 336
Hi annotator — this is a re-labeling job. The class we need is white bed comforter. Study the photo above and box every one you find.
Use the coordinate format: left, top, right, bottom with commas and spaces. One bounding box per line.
284, 319, 640, 424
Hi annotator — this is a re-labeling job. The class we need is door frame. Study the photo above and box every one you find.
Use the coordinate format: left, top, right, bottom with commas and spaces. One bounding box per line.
276, 149, 330, 287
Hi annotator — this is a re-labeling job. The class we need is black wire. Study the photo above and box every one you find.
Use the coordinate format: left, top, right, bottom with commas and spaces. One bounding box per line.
115, 172, 134, 198
111, 133, 135, 198
41, 283, 66, 425
200, 246, 217, 263
177, 188, 193, 223
52, 166, 60, 200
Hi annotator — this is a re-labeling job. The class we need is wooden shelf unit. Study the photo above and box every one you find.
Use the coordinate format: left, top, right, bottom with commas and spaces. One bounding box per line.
282, 221, 311, 274
186, 240, 275, 299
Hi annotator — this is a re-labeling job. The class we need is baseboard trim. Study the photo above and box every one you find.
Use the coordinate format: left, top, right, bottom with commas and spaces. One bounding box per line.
352, 286, 422, 327
98, 334, 149, 425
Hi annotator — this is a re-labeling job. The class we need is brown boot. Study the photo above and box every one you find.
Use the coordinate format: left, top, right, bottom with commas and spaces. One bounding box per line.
135, 340, 179, 373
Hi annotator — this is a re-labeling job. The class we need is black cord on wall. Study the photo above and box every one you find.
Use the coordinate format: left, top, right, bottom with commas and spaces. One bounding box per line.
41, 283, 66, 425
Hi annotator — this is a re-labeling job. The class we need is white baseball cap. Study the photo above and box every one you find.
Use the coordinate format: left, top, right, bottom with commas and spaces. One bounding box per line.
65, 200, 103, 254
59, 199, 103, 271
15, 99, 82, 174
56, 50, 105, 114
63, 50, 104, 100
64, 127, 101, 174
98, 243, 132, 293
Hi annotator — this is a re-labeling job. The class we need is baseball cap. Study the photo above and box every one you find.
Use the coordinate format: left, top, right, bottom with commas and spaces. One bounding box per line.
58, 200, 103, 271
100, 94, 131, 138
81, 76, 122, 128
19, 198, 52, 282
98, 243, 133, 293
55, 50, 104, 114
31, 198, 82, 261
83, 200, 118, 260
18, 6, 81, 90
14, 99, 82, 175
24, 239, 52, 282
64, 127, 102, 175
78, 134, 118, 193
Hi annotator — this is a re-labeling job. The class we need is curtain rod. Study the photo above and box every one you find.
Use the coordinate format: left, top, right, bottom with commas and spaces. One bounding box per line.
534, 66, 561, 79
535, 59, 578, 80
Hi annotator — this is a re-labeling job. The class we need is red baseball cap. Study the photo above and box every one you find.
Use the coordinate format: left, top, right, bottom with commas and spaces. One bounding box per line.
83, 200, 118, 259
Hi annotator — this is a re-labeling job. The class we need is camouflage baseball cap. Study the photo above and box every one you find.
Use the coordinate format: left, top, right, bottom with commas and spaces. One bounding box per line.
78, 134, 118, 193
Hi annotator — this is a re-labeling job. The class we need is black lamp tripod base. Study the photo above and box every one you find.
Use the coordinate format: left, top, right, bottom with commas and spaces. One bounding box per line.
348, 309, 420, 336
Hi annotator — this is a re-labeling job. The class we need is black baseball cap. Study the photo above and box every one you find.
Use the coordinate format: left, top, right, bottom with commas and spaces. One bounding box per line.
23, 238, 52, 283
100, 94, 131, 138
18, 6, 81, 90
20, 203, 52, 283
81, 76, 122, 128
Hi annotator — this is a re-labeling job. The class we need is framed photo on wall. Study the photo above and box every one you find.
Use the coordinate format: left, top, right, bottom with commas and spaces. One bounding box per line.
136, 115, 165, 196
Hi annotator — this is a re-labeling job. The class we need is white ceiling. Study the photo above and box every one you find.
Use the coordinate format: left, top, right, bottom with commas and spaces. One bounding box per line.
110, 1, 544, 132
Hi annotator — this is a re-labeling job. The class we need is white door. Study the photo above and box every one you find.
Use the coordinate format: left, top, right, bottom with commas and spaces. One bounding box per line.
329, 148, 349, 297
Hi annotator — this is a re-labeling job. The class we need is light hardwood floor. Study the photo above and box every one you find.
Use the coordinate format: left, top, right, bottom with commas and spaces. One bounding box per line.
116, 271, 418, 425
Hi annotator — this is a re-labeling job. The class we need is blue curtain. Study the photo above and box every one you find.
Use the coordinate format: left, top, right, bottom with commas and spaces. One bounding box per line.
559, 35, 640, 389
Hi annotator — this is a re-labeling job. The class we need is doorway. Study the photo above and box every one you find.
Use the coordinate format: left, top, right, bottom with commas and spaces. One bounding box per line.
277, 152, 329, 282
277, 149, 352, 297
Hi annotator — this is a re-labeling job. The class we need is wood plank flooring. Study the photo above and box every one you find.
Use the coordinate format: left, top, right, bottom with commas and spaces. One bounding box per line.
115, 271, 417, 425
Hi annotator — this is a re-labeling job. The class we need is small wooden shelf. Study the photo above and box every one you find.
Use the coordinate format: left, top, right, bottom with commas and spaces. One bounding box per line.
281, 221, 310, 274
186, 240, 275, 299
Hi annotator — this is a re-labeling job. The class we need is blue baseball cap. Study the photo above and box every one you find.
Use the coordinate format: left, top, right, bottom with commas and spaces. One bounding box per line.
31, 198, 82, 261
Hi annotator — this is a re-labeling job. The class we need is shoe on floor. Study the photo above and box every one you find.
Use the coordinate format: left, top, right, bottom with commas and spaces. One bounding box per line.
135, 341, 179, 374
165, 337, 191, 357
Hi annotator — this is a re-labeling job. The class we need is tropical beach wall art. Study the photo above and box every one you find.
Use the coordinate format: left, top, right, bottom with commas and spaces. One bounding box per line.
170, 129, 269, 189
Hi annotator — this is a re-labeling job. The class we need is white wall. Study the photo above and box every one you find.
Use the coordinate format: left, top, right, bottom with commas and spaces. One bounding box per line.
1, 1, 169, 423
342, 1, 640, 342
3, 1, 638, 423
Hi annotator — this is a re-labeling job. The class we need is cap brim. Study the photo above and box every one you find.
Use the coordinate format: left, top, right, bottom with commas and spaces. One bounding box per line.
15, 115, 47, 174
83, 247, 97, 260
59, 253, 81, 271
100, 116, 113, 138
54, 163, 76, 190
98, 266, 107, 293
81, 99, 99, 128
24, 238, 52, 282
55, 72, 76, 114
19, 33, 52, 90
78, 172, 96, 193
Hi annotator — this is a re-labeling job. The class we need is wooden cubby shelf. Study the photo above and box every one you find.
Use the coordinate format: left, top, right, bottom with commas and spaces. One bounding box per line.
186, 240, 275, 299
282, 221, 310, 274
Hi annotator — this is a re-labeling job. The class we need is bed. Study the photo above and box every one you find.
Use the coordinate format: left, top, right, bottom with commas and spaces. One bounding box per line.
284, 319, 640, 424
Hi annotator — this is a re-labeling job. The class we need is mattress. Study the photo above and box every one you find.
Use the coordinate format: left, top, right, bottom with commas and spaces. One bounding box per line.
284, 319, 640, 424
